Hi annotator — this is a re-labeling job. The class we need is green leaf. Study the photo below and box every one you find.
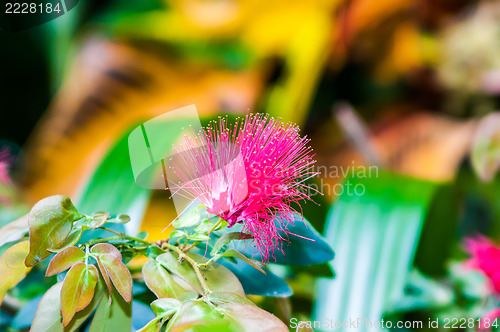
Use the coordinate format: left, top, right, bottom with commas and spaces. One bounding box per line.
170, 301, 223, 329
0, 241, 31, 304
25, 195, 84, 267
220, 249, 266, 275
76, 128, 151, 236
169, 230, 186, 240
48, 228, 84, 253
168, 301, 285, 332
188, 233, 210, 241
0, 214, 28, 247
314, 172, 437, 331
30, 280, 105, 332
220, 259, 292, 297
219, 303, 288, 332
136, 317, 163, 332
99, 254, 132, 302
46, 246, 85, 276
30, 282, 64, 332
142, 260, 185, 299
88, 288, 132, 332
177, 291, 199, 303
146, 245, 166, 259
150, 298, 181, 316
195, 217, 227, 233
173, 204, 210, 228
206, 292, 255, 306
61, 263, 87, 326
211, 232, 252, 256
156, 252, 245, 296
87, 212, 109, 228
108, 214, 131, 224
136, 231, 149, 240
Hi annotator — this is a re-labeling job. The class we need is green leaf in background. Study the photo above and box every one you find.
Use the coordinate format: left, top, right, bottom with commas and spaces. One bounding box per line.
471, 112, 500, 182
30, 280, 104, 332
76, 127, 151, 237
387, 269, 454, 313
25, 195, 84, 267
226, 214, 334, 266
314, 171, 437, 331
220, 259, 292, 297
30, 282, 65, 332
88, 288, 132, 332
0, 214, 28, 247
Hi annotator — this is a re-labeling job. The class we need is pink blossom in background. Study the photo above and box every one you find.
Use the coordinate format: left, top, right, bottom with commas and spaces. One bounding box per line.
464, 236, 500, 294
465, 236, 500, 330
478, 308, 500, 331
169, 114, 318, 262
0, 148, 11, 184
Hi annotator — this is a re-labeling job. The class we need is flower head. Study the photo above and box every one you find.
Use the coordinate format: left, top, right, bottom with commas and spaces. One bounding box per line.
168, 114, 318, 262
464, 236, 500, 294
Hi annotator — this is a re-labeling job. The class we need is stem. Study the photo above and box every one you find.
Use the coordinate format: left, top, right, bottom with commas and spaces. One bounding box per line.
98, 226, 152, 245
182, 241, 200, 252
94, 226, 212, 294
86, 236, 124, 246
209, 218, 224, 234
163, 242, 212, 295
85, 245, 89, 265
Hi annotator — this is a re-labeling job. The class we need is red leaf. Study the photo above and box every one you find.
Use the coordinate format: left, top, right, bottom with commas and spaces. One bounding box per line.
100, 254, 132, 302
46, 246, 85, 277
61, 263, 86, 326
96, 256, 113, 303
91, 243, 122, 260
76, 265, 98, 311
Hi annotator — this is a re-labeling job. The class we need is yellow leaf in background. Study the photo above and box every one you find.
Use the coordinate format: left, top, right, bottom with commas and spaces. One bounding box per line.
21, 39, 264, 205
313, 112, 477, 201
471, 113, 500, 182
0, 241, 31, 304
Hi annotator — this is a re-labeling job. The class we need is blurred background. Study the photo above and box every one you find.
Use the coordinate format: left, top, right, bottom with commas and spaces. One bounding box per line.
1, 0, 500, 330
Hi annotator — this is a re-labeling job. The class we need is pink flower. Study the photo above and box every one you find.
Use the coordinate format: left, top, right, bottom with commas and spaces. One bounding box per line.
169, 114, 318, 262
0, 148, 11, 184
464, 236, 500, 294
